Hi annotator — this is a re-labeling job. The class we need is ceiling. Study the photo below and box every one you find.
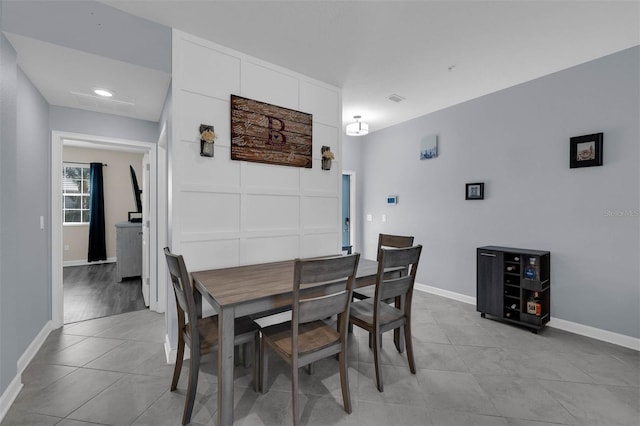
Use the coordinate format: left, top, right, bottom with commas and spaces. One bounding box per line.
5, 1, 639, 133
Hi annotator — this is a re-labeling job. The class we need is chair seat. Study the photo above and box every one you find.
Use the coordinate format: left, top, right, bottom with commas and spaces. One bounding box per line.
262, 320, 340, 359
185, 315, 260, 354
350, 299, 404, 328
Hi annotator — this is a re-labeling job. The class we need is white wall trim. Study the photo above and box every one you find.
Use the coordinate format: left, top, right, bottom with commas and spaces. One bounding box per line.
414, 283, 639, 351
0, 320, 53, 423
164, 332, 176, 364
63, 257, 116, 267
415, 282, 476, 305
548, 317, 640, 351
0, 375, 22, 424
17, 321, 54, 373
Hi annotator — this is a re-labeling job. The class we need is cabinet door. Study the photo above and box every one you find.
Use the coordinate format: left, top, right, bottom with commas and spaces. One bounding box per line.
477, 249, 503, 317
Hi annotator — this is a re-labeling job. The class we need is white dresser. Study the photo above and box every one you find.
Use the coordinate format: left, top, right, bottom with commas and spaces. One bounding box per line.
115, 221, 142, 282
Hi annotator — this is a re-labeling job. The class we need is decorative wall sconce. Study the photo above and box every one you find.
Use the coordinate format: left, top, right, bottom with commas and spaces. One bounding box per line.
200, 124, 216, 157
321, 146, 334, 170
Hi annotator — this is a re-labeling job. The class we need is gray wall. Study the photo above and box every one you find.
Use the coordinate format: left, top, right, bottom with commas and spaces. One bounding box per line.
0, 31, 51, 394
0, 27, 19, 394
50, 106, 159, 143
355, 47, 639, 338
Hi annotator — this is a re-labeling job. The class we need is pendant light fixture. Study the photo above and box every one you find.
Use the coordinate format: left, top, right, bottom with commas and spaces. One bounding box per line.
346, 115, 369, 136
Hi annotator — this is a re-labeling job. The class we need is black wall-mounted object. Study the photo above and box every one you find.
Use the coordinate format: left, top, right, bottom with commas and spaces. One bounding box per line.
129, 165, 143, 223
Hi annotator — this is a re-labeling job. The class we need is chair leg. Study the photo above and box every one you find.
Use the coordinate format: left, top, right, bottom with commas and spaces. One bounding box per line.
372, 331, 384, 392
171, 336, 185, 391
291, 363, 299, 426
338, 350, 352, 413
260, 338, 268, 394
404, 321, 416, 374
253, 332, 260, 392
234, 345, 242, 366
182, 350, 200, 425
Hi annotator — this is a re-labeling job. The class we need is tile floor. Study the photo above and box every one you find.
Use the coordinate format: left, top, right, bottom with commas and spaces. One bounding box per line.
2, 292, 638, 425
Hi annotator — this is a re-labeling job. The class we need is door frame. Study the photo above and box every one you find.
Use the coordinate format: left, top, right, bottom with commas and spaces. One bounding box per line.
51, 130, 161, 328
342, 170, 357, 253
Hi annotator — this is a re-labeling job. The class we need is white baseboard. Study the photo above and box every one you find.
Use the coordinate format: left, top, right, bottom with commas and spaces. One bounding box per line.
63, 257, 116, 267
1, 320, 53, 423
17, 321, 54, 373
0, 375, 22, 423
548, 317, 640, 351
414, 283, 639, 352
415, 282, 476, 305
164, 332, 176, 364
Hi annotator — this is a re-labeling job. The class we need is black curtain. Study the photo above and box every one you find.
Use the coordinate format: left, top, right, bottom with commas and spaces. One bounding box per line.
88, 163, 107, 262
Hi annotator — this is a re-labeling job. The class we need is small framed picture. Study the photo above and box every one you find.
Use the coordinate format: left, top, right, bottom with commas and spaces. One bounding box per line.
570, 133, 603, 168
466, 182, 484, 200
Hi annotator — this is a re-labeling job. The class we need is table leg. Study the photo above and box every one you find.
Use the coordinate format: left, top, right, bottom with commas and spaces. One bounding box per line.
217, 306, 235, 426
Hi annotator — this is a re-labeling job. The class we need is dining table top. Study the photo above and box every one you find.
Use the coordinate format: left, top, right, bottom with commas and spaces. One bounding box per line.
192, 256, 379, 308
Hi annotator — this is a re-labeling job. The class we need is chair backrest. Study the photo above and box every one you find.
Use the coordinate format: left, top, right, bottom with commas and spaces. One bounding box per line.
374, 245, 422, 310
164, 247, 198, 332
291, 253, 360, 348
377, 234, 415, 262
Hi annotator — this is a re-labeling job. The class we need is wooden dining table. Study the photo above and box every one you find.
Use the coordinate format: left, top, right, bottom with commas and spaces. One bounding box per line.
191, 257, 383, 426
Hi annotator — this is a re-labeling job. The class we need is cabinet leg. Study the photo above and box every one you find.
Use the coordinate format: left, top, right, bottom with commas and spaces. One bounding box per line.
480, 313, 486, 318
530, 329, 538, 334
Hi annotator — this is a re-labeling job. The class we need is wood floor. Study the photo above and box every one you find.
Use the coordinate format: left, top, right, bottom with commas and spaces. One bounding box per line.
63, 263, 146, 324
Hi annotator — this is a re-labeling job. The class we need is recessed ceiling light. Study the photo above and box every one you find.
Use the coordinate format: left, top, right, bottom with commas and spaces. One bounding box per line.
93, 88, 113, 97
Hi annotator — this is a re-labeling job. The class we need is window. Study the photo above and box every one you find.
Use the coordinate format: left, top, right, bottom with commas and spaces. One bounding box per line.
63, 163, 91, 224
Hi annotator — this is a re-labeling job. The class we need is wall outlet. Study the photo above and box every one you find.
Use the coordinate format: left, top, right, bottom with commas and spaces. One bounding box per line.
64, 245, 70, 251
382, 214, 387, 223
366, 214, 373, 222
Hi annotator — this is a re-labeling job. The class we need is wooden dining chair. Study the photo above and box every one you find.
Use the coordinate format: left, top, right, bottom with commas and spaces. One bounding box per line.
259, 253, 360, 426
349, 245, 422, 392
351, 234, 415, 349
164, 247, 260, 425
352, 233, 414, 301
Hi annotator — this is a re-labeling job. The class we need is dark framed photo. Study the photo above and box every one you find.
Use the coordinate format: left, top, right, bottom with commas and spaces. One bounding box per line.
466, 182, 484, 200
570, 133, 603, 168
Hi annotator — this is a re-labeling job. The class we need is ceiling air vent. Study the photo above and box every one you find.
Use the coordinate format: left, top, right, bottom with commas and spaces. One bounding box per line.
386, 94, 406, 103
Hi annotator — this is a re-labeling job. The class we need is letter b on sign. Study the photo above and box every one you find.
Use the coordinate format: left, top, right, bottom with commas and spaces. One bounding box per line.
267, 116, 286, 146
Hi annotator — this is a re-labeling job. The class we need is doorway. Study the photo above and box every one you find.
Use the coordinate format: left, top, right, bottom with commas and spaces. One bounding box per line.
51, 131, 161, 328
342, 171, 356, 254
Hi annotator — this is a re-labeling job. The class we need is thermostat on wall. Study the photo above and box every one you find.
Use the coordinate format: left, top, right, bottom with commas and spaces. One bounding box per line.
387, 195, 398, 205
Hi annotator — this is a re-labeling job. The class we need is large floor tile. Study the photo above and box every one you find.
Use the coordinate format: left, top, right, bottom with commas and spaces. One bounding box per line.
67, 374, 167, 425
43, 337, 125, 367
565, 352, 640, 386
10, 368, 123, 418
357, 400, 431, 426
84, 340, 165, 373
356, 364, 424, 407
538, 379, 640, 425
412, 341, 468, 373
476, 375, 577, 424
429, 409, 508, 426
417, 370, 498, 416
0, 410, 61, 426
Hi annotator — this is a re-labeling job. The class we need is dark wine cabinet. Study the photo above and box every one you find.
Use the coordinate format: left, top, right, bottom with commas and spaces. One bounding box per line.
477, 246, 550, 332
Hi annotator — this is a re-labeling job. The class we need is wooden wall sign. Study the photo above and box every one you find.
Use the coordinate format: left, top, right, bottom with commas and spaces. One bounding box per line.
231, 95, 313, 168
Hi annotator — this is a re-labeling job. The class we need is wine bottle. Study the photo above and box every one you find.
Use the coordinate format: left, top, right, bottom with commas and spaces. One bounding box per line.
506, 265, 516, 272
534, 291, 542, 316
527, 292, 536, 315
524, 257, 537, 280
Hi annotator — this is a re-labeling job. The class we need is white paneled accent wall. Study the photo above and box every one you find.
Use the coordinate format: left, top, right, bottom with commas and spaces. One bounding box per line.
170, 29, 342, 274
